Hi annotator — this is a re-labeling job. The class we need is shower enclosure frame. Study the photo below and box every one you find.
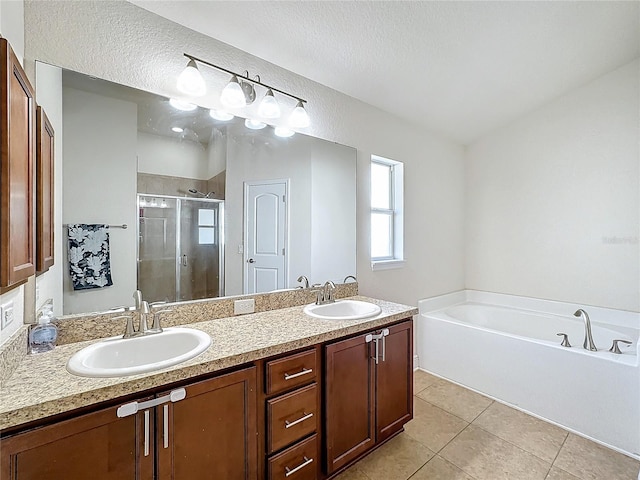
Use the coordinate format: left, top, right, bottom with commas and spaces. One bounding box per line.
136, 193, 225, 302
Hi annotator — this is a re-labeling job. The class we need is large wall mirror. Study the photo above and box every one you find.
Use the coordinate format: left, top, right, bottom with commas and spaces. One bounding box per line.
37, 62, 357, 315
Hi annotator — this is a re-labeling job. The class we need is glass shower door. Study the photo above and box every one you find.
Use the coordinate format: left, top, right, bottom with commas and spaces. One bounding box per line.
137, 196, 177, 303
177, 199, 221, 302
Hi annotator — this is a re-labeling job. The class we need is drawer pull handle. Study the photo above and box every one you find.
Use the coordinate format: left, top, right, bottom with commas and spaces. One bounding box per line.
143, 410, 150, 457
285, 456, 314, 477
285, 412, 314, 429
284, 368, 313, 380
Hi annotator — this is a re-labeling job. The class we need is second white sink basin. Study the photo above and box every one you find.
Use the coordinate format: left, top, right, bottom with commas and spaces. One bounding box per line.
67, 327, 211, 378
304, 300, 382, 320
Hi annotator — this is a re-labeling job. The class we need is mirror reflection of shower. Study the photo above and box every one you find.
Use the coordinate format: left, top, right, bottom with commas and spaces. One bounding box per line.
188, 188, 215, 198
137, 193, 224, 304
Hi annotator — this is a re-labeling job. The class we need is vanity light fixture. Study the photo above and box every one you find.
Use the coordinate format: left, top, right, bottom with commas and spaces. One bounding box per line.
209, 109, 234, 121
245, 118, 267, 130
178, 53, 310, 127
220, 74, 246, 108
169, 98, 198, 111
258, 89, 280, 119
176, 59, 206, 97
274, 126, 295, 138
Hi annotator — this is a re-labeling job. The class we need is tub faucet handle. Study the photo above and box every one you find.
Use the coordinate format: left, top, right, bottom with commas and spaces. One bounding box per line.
556, 333, 571, 347
609, 339, 632, 354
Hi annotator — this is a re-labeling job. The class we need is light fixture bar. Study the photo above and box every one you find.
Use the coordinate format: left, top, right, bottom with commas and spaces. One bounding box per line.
183, 53, 307, 105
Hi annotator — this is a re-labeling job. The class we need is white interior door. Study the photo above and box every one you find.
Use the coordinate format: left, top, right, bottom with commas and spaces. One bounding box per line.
244, 180, 287, 294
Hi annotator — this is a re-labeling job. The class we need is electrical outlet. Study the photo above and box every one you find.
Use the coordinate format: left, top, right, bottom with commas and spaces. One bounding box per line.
1, 301, 14, 330
234, 299, 255, 315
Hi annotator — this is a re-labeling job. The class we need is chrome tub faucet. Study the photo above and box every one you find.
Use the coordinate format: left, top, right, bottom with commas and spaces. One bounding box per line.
574, 309, 597, 351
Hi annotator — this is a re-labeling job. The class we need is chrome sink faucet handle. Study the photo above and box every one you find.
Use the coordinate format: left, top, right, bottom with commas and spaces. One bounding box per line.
113, 315, 136, 339
556, 333, 571, 347
297, 275, 310, 289
149, 308, 172, 333
573, 309, 597, 351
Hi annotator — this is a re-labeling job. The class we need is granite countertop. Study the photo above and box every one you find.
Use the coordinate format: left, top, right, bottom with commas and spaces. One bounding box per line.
0, 296, 417, 432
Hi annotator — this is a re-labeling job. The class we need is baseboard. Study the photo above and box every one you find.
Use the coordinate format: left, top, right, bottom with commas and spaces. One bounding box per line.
413, 354, 419, 371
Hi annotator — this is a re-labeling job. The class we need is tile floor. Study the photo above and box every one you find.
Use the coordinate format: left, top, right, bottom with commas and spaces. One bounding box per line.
335, 370, 640, 480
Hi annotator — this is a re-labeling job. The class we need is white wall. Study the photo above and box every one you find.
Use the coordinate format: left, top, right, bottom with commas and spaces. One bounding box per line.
137, 132, 209, 179
24, 0, 466, 308
466, 60, 640, 312
0, 0, 26, 346
310, 142, 357, 285
62, 87, 138, 313
34, 62, 64, 318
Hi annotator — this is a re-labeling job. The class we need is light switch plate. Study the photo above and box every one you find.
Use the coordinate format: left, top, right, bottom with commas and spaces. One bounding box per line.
1, 301, 14, 330
234, 299, 255, 315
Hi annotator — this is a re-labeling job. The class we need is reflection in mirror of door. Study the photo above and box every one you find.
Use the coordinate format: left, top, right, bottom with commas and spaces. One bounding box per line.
44, 63, 357, 315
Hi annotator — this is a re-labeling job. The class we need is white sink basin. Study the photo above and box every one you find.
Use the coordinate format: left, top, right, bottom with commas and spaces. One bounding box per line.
303, 300, 382, 320
66, 327, 211, 378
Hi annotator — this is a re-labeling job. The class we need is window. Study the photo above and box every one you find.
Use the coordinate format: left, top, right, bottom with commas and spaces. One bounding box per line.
370, 155, 404, 270
198, 209, 216, 245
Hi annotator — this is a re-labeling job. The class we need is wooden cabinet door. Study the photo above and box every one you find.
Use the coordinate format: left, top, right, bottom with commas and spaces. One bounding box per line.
375, 320, 413, 443
0, 38, 36, 291
36, 106, 55, 274
157, 366, 258, 480
0, 401, 153, 480
324, 333, 375, 474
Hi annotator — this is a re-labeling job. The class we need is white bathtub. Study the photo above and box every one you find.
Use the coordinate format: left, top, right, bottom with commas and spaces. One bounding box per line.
417, 291, 640, 458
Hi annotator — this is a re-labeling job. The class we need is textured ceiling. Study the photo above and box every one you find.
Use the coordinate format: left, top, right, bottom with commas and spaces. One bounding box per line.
130, 1, 639, 144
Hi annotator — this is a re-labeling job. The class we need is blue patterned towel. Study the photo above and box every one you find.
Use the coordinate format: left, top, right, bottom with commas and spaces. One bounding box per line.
67, 224, 113, 290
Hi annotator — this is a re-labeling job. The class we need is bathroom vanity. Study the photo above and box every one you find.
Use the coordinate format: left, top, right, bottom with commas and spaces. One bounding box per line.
0, 297, 416, 480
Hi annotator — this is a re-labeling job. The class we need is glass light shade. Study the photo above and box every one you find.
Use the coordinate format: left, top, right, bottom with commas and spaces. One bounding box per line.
169, 98, 197, 111
220, 75, 246, 108
176, 60, 206, 97
209, 109, 234, 121
289, 101, 310, 128
171, 126, 184, 133
274, 126, 295, 138
245, 118, 267, 130
258, 89, 281, 118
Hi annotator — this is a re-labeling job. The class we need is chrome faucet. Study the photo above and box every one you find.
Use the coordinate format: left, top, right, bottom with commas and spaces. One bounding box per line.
343, 275, 357, 283
574, 309, 597, 351
297, 275, 310, 289
119, 290, 163, 338
323, 281, 337, 303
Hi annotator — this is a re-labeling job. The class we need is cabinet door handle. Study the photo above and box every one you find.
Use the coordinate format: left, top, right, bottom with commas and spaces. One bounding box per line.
285, 456, 314, 477
381, 328, 390, 362
284, 412, 314, 429
284, 368, 313, 380
143, 410, 150, 457
163, 404, 169, 449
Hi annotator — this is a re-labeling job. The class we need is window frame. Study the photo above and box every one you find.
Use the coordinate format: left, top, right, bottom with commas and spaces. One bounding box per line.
370, 155, 404, 270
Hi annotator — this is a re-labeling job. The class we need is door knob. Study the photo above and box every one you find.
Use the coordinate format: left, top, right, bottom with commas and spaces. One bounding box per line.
247, 258, 255, 263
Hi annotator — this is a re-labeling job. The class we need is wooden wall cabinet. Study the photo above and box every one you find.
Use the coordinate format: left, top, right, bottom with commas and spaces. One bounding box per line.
36, 106, 54, 274
1, 367, 257, 480
0, 38, 36, 291
324, 319, 413, 475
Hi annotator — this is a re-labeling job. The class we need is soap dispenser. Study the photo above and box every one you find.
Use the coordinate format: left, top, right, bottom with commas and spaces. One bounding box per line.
29, 304, 58, 353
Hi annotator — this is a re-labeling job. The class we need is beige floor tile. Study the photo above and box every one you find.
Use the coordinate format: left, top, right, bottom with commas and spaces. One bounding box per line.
411, 455, 475, 480
332, 466, 371, 480
545, 466, 580, 480
440, 425, 551, 480
553, 434, 640, 480
417, 381, 493, 422
413, 369, 443, 394
356, 433, 434, 480
473, 402, 568, 462
404, 396, 468, 452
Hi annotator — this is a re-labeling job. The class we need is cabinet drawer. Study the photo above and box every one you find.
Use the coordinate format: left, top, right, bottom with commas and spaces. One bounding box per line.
268, 434, 317, 480
266, 349, 316, 395
267, 383, 318, 453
